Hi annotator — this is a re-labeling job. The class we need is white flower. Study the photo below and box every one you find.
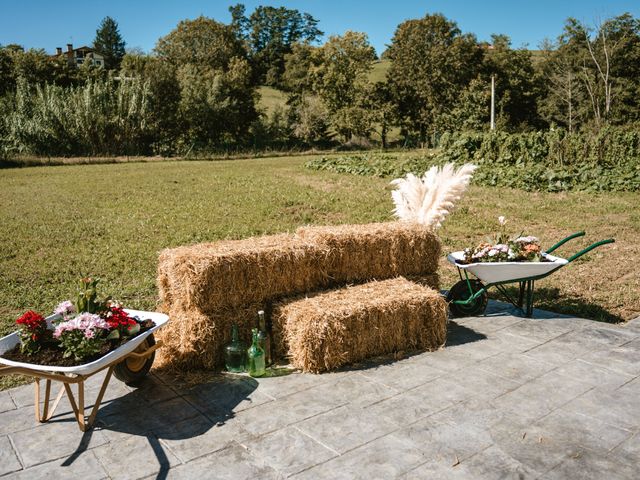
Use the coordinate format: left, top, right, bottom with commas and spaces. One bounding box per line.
515, 236, 539, 244
54, 300, 76, 316
488, 249, 498, 257
498, 216, 507, 226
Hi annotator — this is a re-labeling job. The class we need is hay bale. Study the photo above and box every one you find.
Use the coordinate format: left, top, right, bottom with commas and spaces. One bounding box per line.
155, 303, 267, 370
157, 234, 329, 312
273, 277, 447, 373
295, 222, 441, 284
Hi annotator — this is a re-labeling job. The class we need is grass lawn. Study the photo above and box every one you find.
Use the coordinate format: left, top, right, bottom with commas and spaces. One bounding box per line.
1, 155, 637, 387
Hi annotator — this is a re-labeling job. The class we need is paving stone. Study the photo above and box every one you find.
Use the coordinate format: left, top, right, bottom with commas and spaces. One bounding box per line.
500, 318, 576, 343
492, 370, 594, 422
579, 341, 640, 377
235, 386, 345, 436
560, 387, 639, 432
162, 442, 282, 480
253, 370, 342, 399
155, 414, 253, 463
182, 375, 274, 419
10, 418, 108, 468
248, 426, 337, 476
0, 390, 16, 413
544, 448, 639, 480
7, 383, 37, 408
610, 432, 640, 469
451, 444, 541, 479
578, 325, 639, 348
297, 404, 398, 454
535, 409, 633, 452
553, 358, 635, 390
368, 377, 472, 427
293, 433, 427, 480
5, 450, 107, 480
490, 421, 581, 475
452, 312, 523, 333
523, 331, 603, 365
96, 396, 203, 439
93, 431, 180, 479
444, 366, 521, 399
0, 406, 45, 435
394, 407, 495, 465
409, 348, 481, 373
358, 359, 442, 391
124, 376, 180, 405
477, 352, 556, 384
0, 434, 22, 476
309, 371, 403, 405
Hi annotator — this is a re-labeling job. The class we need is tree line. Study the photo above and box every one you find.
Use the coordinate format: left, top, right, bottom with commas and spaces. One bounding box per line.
1, 6, 639, 157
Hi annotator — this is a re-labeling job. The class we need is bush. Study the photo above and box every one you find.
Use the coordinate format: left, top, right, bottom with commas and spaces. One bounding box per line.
306, 128, 640, 192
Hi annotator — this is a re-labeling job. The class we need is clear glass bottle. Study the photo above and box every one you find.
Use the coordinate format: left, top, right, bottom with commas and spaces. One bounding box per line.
224, 324, 246, 373
257, 310, 272, 366
247, 328, 266, 377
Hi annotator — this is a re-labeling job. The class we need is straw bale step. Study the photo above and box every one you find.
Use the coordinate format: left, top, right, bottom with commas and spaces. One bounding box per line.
273, 277, 447, 373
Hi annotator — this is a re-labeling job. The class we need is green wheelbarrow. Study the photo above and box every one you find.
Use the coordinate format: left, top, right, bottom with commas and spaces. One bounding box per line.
446, 231, 615, 318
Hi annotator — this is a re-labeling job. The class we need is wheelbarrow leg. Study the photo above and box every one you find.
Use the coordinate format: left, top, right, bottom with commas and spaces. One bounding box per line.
517, 282, 526, 309
525, 280, 536, 317
34, 379, 65, 423
63, 366, 115, 431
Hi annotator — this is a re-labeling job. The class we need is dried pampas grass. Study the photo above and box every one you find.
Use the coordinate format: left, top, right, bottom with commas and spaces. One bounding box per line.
391, 163, 477, 229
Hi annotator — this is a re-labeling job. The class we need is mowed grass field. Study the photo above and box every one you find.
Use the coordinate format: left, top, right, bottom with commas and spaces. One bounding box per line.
0, 155, 637, 387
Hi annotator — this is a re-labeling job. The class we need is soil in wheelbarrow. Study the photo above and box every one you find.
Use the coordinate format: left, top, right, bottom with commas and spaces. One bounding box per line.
1, 319, 155, 367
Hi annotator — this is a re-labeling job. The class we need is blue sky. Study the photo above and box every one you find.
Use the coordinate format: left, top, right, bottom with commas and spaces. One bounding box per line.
2, 1, 639, 54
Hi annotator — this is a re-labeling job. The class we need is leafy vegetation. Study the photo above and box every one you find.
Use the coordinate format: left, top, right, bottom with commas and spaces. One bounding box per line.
306, 128, 640, 192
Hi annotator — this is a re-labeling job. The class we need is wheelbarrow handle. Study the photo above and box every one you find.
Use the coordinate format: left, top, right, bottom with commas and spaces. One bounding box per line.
567, 239, 615, 263
545, 231, 585, 254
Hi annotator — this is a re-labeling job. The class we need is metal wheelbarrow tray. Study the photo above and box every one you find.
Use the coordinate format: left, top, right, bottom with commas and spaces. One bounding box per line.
0, 309, 168, 431
446, 231, 614, 317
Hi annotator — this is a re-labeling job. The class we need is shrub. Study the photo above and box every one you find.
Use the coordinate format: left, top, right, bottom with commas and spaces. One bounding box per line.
306, 128, 640, 192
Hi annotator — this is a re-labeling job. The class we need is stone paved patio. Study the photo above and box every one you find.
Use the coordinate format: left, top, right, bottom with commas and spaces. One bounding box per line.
0, 301, 639, 479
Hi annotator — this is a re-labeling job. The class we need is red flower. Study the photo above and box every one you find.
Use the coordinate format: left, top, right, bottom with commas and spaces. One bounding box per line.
105, 307, 136, 330
16, 310, 46, 332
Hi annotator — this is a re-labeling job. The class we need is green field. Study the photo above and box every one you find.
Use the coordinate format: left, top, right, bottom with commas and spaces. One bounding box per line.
1, 155, 637, 387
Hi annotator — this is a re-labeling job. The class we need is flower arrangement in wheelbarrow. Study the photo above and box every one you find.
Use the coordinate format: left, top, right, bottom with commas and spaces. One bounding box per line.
459, 217, 545, 265
5, 278, 155, 365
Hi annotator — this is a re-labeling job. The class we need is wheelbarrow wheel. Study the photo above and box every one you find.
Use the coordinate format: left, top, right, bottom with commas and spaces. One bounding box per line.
447, 280, 488, 317
114, 335, 155, 387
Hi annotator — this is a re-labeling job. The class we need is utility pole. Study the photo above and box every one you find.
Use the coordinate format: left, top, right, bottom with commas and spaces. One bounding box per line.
490, 74, 495, 130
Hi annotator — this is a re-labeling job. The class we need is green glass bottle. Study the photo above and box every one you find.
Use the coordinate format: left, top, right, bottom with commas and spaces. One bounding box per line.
224, 324, 246, 373
257, 310, 272, 366
247, 328, 266, 377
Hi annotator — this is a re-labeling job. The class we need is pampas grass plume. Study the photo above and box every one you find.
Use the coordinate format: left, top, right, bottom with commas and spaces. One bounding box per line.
391, 163, 477, 229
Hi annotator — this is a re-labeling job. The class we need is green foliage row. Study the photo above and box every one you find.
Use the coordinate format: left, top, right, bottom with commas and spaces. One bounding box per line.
305, 129, 640, 192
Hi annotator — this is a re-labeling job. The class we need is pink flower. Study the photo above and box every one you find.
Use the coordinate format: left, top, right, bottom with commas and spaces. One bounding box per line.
54, 300, 76, 317
84, 329, 95, 339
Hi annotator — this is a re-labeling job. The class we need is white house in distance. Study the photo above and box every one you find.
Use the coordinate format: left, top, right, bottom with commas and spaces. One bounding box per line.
53, 43, 104, 67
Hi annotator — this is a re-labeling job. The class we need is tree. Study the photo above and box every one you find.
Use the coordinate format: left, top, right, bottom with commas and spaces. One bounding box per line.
386, 13, 483, 145
541, 14, 640, 130
93, 16, 126, 70
229, 3, 323, 86
155, 16, 246, 70
312, 31, 376, 141
282, 42, 320, 92
483, 34, 545, 130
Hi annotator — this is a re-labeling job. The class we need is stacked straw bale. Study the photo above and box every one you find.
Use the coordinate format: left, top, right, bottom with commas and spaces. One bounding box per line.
273, 277, 448, 373
296, 222, 441, 284
156, 222, 443, 371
